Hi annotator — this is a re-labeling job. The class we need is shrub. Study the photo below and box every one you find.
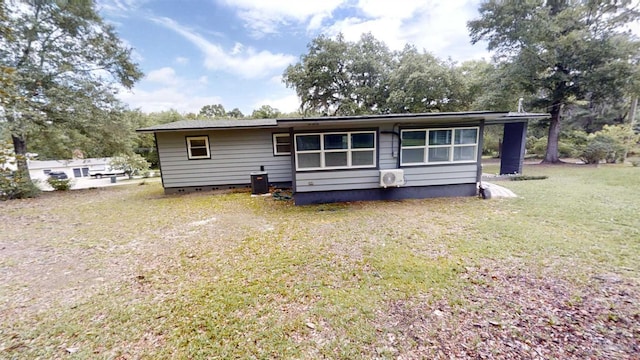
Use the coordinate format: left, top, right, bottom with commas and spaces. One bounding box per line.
482, 127, 501, 157
0, 171, 41, 200
47, 177, 72, 191
529, 136, 578, 158
580, 140, 614, 164
0, 143, 41, 200
580, 125, 638, 164
110, 153, 150, 179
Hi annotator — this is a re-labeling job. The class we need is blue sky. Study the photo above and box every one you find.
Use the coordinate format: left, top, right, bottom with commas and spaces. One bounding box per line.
98, 0, 492, 116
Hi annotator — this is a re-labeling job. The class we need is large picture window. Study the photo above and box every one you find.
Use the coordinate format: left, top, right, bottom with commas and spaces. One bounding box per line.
186, 136, 210, 159
400, 127, 478, 165
294, 131, 376, 171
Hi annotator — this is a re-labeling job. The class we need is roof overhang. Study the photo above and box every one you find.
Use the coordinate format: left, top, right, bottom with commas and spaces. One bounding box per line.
136, 111, 550, 133
136, 119, 278, 133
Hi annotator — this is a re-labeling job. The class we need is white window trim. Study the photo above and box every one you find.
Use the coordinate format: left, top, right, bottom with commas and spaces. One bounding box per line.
272, 133, 291, 156
294, 131, 377, 171
400, 127, 479, 166
186, 136, 211, 160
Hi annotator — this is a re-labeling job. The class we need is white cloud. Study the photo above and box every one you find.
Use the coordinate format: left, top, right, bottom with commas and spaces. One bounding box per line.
324, 0, 490, 61
231, 42, 244, 55
152, 17, 295, 78
253, 92, 300, 114
97, 0, 148, 16
175, 56, 189, 65
117, 86, 222, 114
145, 67, 179, 85
117, 66, 221, 113
356, 0, 428, 19
219, 0, 344, 36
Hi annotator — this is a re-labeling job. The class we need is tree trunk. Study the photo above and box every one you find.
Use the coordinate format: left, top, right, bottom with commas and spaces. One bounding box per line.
12, 134, 33, 182
542, 102, 562, 163
630, 97, 638, 126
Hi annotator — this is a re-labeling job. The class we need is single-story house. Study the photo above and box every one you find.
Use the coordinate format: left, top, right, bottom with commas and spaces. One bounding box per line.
27, 158, 113, 182
137, 111, 549, 205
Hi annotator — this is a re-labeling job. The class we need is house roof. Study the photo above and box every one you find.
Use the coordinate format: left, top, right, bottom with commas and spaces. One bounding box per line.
136, 119, 278, 132
136, 111, 550, 133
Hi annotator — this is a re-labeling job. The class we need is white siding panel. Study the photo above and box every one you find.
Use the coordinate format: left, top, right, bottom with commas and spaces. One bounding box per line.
157, 130, 292, 187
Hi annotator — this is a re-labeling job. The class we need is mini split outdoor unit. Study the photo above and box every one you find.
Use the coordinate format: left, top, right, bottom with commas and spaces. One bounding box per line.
379, 169, 405, 188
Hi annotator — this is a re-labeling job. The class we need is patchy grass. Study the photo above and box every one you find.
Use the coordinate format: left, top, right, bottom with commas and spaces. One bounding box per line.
1, 164, 639, 359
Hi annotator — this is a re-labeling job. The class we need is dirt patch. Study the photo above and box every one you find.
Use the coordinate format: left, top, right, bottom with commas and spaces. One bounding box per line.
0, 186, 264, 318
374, 264, 640, 359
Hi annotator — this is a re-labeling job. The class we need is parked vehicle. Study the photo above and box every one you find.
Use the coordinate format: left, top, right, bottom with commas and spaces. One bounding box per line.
48, 171, 68, 180
89, 167, 125, 178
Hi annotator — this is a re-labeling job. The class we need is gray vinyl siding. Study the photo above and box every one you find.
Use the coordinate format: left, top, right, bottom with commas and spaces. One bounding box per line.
295, 169, 380, 192
379, 124, 399, 170
402, 164, 478, 186
293, 123, 478, 193
157, 129, 291, 187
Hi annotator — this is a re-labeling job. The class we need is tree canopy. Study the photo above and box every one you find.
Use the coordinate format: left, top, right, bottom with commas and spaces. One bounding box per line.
0, 0, 143, 179
468, 0, 640, 163
283, 33, 501, 116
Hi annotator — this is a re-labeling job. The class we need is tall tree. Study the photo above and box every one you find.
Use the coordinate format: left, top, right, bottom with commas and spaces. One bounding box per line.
251, 105, 280, 119
198, 104, 226, 118
344, 33, 393, 114
0, 0, 142, 180
226, 107, 244, 119
284, 34, 352, 115
387, 46, 467, 113
284, 33, 396, 115
469, 0, 640, 163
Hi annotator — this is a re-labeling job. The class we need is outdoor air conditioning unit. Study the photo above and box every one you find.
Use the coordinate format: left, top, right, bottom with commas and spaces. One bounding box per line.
379, 169, 405, 188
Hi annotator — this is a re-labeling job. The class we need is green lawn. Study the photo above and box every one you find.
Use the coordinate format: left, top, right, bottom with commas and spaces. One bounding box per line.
1, 164, 638, 359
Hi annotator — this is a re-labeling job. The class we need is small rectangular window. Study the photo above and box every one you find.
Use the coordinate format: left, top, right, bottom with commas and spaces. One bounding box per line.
272, 134, 291, 155
186, 136, 210, 159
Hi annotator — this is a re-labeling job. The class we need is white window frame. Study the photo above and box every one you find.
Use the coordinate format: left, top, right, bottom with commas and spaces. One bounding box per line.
272, 133, 291, 156
186, 136, 211, 160
294, 131, 377, 171
400, 127, 479, 166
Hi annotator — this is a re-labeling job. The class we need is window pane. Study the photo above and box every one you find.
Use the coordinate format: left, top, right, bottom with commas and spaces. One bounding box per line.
324, 134, 348, 150
428, 147, 450, 162
402, 148, 425, 163
190, 148, 208, 157
352, 151, 374, 166
429, 130, 452, 145
296, 135, 320, 151
402, 131, 426, 146
276, 144, 291, 153
325, 152, 348, 167
190, 139, 206, 147
454, 146, 476, 161
275, 135, 290, 144
351, 133, 374, 148
298, 153, 321, 168
455, 129, 478, 145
